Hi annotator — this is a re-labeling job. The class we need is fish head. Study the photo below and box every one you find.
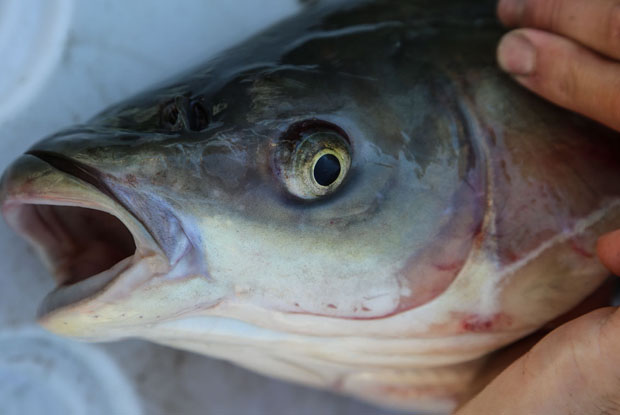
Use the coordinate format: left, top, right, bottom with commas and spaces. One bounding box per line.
1, 54, 483, 333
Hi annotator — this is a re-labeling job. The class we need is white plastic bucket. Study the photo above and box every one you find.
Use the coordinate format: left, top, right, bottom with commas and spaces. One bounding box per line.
0, 0, 73, 125
0, 327, 142, 415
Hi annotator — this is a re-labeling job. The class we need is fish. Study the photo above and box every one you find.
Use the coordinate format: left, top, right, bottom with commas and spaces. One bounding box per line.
3, 0, 620, 412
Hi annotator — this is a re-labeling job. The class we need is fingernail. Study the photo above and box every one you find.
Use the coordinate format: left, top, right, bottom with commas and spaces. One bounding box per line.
497, 33, 536, 76
497, 0, 525, 26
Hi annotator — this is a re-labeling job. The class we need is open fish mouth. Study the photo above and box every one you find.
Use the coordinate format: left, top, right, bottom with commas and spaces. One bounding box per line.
0, 152, 164, 316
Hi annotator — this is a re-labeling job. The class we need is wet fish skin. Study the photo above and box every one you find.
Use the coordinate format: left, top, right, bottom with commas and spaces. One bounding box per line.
3, 0, 620, 412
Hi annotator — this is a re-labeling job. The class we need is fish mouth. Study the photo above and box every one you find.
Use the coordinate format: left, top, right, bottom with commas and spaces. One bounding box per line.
0, 153, 165, 316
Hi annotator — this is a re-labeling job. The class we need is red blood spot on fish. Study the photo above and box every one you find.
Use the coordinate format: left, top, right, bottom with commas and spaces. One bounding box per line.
471, 223, 485, 249
503, 250, 520, 263
569, 239, 594, 258
434, 260, 465, 272
462, 317, 492, 332
327, 304, 337, 309
460, 313, 512, 332
361, 306, 371, 311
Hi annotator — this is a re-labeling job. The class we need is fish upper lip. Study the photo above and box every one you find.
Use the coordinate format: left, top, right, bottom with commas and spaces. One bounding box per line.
25, 150, 118, 201
0, 152, 166, 315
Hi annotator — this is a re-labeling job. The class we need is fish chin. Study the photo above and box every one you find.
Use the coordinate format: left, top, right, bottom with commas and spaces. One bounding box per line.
0, 154, 165, 316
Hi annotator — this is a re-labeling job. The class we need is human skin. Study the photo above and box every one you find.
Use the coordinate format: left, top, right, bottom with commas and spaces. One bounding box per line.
457, 0, 620, 413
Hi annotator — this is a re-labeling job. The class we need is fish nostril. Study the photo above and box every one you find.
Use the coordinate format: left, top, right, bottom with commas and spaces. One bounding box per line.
160, 101, 181, 130
159, 98, 210, 132
188, 100, 210, 131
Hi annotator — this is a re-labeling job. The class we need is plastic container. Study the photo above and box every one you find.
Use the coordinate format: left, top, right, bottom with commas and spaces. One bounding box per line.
0, 0, 73, 125
0, 327, 141, 415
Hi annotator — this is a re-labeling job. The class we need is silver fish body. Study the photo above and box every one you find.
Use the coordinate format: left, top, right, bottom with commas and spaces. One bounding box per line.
3, 0, 620, 412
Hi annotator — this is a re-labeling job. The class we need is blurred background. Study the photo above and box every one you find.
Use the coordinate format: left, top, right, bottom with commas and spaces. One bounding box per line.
0, 1, 403, 414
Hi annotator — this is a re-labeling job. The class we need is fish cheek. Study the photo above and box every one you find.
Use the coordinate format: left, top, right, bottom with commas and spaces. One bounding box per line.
195, 153, 407, 318
200, 144, 249, 190
395, 166, 485, 313
366, 83, 485, 313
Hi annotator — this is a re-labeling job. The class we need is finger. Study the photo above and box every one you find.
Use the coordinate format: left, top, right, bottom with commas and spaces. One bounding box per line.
457, 331, 546, 406
598, 229, 620, 275
497, 29, 620, 132
497, 0, 620, 60
456, 307, 620, 414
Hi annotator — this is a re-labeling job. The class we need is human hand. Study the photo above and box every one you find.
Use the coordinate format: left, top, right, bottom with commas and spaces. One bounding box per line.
454, 1, 620, 413
496, 0, 620, 132
455, 302, 620, 414
494, 0, 620, 274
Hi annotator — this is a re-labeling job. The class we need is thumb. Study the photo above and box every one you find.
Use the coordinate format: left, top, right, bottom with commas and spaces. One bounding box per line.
455, 306, 620, 414
598, 229, 620, 276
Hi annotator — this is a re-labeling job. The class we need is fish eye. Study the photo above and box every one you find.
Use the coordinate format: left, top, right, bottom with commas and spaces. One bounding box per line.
275, 120, 351, 200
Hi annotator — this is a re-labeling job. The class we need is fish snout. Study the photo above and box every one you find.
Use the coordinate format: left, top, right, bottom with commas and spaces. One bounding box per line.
0, 150, 167, 320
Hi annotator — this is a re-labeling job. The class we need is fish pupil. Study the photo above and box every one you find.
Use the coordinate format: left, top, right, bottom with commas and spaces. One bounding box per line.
313, 154, 341, 186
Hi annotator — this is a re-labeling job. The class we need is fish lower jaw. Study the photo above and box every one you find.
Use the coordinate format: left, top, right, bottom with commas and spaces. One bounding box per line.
38, 255, 135, 316
38, 252, 168, 317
